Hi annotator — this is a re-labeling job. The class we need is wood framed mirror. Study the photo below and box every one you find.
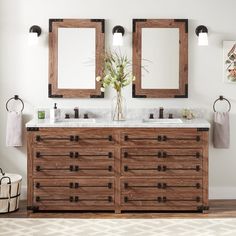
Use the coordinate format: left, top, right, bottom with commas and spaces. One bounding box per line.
132, 19, 188, 98
49, 19, 105, 98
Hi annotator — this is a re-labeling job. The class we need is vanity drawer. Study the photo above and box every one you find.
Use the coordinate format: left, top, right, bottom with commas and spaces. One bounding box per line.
121, 148, 203, 162
33, 161, 114, 177
30, 128, 117, 147
120, 178, 203, 194
33, 178, 115, 210
121, 128, 207, 147
121, 162, 202, 176
33, 148, 115, 162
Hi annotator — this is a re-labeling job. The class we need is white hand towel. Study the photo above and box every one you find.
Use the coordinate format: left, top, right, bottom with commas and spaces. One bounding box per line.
213, 112, 230, 148
6, 111, 22, 147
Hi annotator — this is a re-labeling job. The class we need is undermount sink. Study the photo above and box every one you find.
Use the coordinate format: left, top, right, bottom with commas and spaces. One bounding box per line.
58, 118, 96, 123
142, 118, 183, 124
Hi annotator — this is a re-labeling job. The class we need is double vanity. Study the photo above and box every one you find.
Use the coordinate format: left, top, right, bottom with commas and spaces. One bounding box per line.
26, 117, 210, 213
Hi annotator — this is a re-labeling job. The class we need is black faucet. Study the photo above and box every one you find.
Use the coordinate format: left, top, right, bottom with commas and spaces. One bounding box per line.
159, 107, 164, 119
74, 108, 79, 118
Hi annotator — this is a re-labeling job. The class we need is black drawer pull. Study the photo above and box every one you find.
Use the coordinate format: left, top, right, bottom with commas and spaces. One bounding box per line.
108, 152, 112, 158
108, 166, 112, 172
196, 152, 200, 158
108, 135, 113, 141
108, 196, 112, 202
70, 196, 74, 202
157, 165, 162, 171
196, 183, 201, 189
124, 196, 128, 203
70, 152, 74, 158
157, 152, 162, 158
162, 136, 167, 141
196, 196, 201, 202
70, 165, 79, 172
124, 135, 128, 141
196, 136, 200, 142
75, 152, 79, 158
196, 165, 200, 171
163, 152, 167, 158
35, 183, 40, 188
74, 136, 79, 142
124, 166, 129, 172
108, 183, 112, 189
75, 196, 79, 202
69, 182, 80, 188
70, 136, 74, 141
124, 183, 128, 189
157, 136, 162, 141
157, 183, 162, 189
36, 196, 40, 202
124, 152, 128, 158
36, 135, 41, 142
36, 166, 41, 172
162, 165, 167, 171
163, 196, 167, 203
36, 152, 41, 158
157, 197, 162, 202
157, 183, 167, 189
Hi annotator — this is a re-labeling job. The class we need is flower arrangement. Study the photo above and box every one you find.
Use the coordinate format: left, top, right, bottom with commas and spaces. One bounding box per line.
96, 51, 135, 120
96, 51, 135, 92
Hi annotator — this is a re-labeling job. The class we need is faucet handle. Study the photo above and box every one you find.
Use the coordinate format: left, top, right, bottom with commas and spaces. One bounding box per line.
149, 113, 154, 119
84, 113, 89, 119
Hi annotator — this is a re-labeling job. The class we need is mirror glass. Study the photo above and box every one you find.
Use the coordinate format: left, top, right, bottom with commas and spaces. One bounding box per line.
58, 28, 96, 89
141, 28, 179, 89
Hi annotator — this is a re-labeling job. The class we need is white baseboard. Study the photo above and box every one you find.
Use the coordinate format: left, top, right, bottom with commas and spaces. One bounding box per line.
209, 187, 236, 199
20, 185, 236, 200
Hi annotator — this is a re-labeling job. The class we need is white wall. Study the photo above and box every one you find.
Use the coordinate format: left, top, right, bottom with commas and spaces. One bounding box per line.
0, 0, 236, 199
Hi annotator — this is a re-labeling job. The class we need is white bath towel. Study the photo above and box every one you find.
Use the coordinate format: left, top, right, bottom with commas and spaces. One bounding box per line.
6, 111, 22, 147
213, 112, 230, 148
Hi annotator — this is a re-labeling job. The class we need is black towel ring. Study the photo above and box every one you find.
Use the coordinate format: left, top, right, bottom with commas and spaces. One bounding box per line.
213, 95, 231, 112
6, 95, 24, 112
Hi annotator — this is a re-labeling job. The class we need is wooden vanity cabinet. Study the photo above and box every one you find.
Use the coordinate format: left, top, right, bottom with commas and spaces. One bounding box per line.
27, 127, 209, 213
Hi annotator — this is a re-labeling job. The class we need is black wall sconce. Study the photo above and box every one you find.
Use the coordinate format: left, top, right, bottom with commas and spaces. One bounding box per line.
112, 25, 125, 46
195, 25, 208, 46
29, 25, 42, 45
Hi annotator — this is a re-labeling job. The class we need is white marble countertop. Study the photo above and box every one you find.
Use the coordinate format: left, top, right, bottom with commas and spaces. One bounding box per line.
26, 118, 210, 128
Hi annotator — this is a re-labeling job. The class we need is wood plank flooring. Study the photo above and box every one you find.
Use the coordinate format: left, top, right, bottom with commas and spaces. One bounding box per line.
1, 200, 236, 218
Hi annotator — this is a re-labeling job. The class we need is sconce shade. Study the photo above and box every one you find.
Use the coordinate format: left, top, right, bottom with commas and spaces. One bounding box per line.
195, 25, 208, 46
28, 25, 41, 46
112, 25, 125, 46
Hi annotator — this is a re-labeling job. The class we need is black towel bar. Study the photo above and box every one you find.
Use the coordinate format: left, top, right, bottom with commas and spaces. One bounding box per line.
213, 95, 231, 112
6, 95, 24, 112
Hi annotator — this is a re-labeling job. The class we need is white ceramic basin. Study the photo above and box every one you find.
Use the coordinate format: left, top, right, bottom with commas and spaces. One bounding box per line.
58, 118, 96, 123
142, 118, 183, 124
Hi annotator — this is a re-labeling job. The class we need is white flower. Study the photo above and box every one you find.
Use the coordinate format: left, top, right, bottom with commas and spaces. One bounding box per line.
96, 76, 101, 82
100, 87, 105, 92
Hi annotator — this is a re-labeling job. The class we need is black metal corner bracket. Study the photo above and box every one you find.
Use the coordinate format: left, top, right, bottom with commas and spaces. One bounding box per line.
174, 84, 188, 98
90, 92, 104, 98
91, 19, 105, 33
49, 19, 64, 32
132, 84, 147, 98
48, 84, 63, 98
174, 19, 188, 33
133, 19, 147, 33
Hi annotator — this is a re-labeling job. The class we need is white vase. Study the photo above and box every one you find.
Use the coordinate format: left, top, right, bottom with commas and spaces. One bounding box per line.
111, 91, 126, 121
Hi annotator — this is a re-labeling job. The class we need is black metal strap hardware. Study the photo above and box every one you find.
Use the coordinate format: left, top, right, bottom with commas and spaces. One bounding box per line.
36, 135, 75, 142
69, 182, 79, 189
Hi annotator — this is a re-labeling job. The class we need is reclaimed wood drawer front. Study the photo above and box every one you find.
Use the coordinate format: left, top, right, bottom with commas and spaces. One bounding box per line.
34, 178, 114, 195
121, 162, 202, 176
33, 162, 114, 176
121, 178, 203, 194
33, 148, 115, 162
121, 129, 206, 147
31, 128, 116, 147
121, 148, 203, 162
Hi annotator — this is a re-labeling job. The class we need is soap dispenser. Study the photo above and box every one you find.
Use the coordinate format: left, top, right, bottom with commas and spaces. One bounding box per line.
50, 103, 60, 123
